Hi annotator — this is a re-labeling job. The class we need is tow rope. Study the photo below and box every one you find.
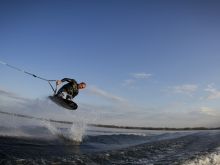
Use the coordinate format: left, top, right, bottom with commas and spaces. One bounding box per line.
0, 60, 57, 94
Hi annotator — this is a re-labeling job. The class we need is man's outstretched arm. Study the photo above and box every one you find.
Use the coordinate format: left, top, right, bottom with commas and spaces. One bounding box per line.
56, 78, 76, 85
61, 78, 75, 83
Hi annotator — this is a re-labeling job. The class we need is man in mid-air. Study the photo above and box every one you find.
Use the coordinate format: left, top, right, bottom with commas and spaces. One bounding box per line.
56, 78, 86, 100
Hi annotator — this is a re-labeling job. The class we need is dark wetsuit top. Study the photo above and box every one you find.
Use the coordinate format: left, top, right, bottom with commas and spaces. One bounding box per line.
57, 78, 79, 98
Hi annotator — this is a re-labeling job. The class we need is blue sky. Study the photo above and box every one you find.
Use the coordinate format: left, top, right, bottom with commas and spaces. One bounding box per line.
1, 0, 220, 127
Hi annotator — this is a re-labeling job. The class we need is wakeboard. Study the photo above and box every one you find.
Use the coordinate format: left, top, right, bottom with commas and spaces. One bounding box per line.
49, 95, 78, 110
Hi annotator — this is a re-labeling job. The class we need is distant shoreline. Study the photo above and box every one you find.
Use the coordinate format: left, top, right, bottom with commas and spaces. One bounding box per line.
0, 110, 219, 131
90, 124, 220, 131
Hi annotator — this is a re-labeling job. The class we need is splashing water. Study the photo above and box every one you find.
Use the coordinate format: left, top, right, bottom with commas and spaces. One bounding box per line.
43, 120, 62, 137
43, 118, 87, 143
182, 152, 220, 165
69, 120, 87, 142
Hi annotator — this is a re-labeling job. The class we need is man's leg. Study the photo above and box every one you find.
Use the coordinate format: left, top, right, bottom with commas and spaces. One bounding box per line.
66, 94, 73, 101
56, 87, 67, 98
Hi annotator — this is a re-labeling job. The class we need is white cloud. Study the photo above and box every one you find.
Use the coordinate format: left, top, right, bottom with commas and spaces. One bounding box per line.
87, 86, 127, 103
199, 107, 219, 117
171, 84, 198, 95
205, 84, 220, 100
122, 79, 136, 86
131, 72, 152, 79
122, 72, 152, 87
